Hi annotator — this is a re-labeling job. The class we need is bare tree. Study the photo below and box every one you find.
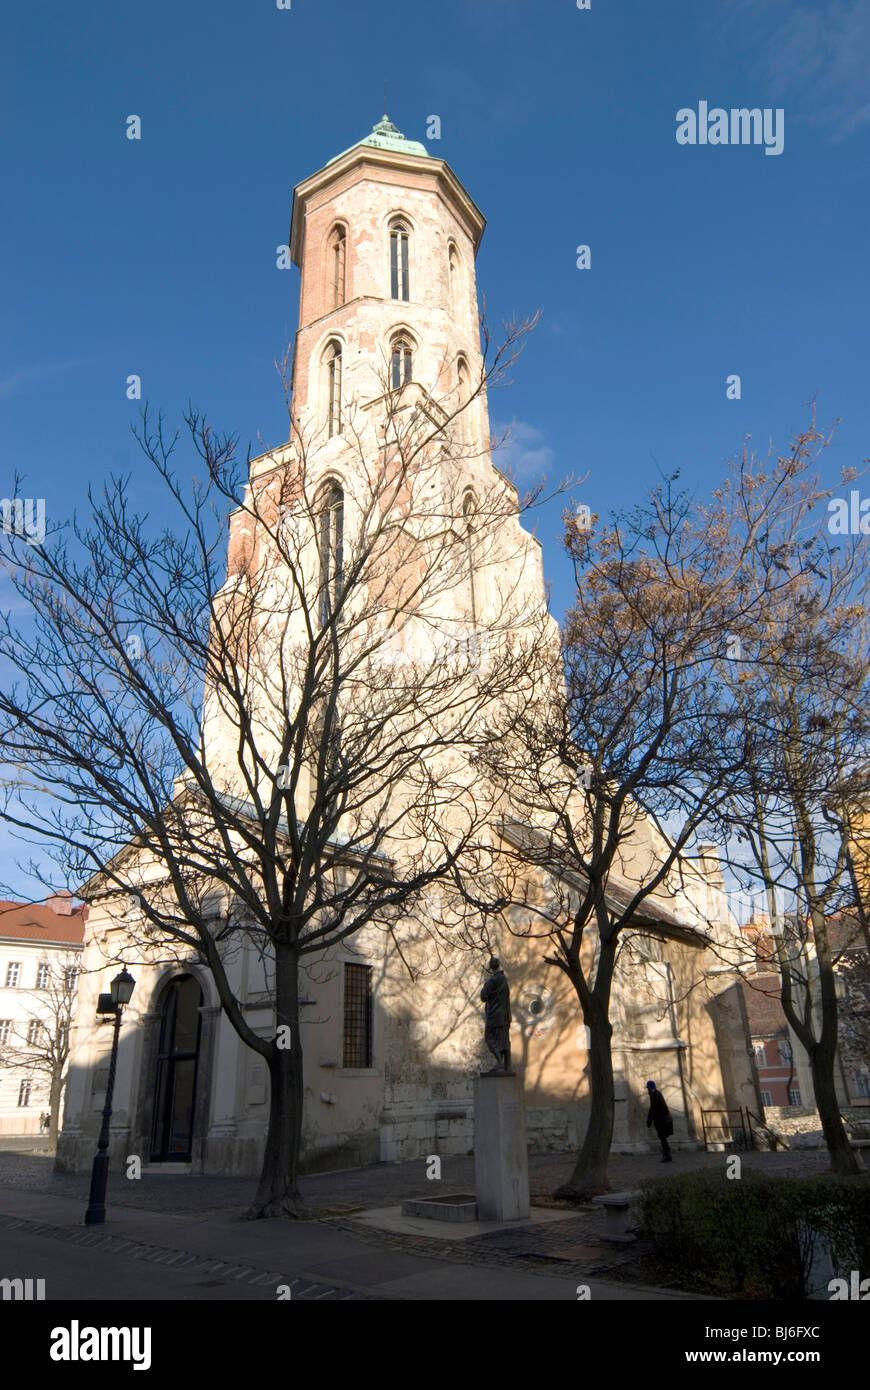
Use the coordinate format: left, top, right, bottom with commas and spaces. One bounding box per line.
0, 322, 555, 1217
0, 953, 80, 1147
707, 418, 870, 1175
459, 430, 859, 1199
452, 472, 766, 1198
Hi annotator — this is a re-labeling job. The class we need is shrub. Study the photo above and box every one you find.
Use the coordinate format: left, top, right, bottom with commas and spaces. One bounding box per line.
638, 1169, 870, 1298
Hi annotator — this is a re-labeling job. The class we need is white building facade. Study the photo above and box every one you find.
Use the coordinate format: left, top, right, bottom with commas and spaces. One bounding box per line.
0, 893, 85, 1136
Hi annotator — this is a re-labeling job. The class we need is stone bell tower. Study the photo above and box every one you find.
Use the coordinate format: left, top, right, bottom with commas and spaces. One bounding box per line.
209, 113, 549, 800
286, 112, 487, 451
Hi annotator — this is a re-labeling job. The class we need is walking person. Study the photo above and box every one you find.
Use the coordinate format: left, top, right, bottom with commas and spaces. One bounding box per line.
645, 1080, 674, 1161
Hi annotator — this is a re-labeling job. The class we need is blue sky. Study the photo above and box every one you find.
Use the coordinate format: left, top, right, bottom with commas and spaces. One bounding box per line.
2, 0, 869, 892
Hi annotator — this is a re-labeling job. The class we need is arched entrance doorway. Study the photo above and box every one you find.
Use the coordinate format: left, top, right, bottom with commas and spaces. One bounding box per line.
150, 975, 203, 1162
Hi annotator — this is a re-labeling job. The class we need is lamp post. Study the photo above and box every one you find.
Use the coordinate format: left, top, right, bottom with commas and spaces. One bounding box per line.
84, 967, 135, 1226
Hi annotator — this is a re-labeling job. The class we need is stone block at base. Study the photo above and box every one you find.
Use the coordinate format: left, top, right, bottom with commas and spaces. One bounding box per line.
473, 1073, 530, 1222
591, 1190, 640, 1243
402, 1193, 478, 1222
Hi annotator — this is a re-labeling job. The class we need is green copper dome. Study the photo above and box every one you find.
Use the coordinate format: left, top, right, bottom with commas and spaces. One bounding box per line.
327, 114, 430, 165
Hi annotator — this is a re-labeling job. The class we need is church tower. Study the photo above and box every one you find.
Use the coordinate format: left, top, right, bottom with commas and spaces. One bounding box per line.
213, 114, 550, 792
286, 113, 487, 458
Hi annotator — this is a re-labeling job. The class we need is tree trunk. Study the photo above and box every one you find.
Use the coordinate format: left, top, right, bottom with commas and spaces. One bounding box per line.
246, 941, 308, 1218
790, 905, 865, 1177
48, 1067, 63, 1152
554, 1001, 615, 1201
810, 1044, 864, 1177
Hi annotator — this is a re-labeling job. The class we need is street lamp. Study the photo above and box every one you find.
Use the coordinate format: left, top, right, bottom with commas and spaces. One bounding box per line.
84, 966, 135, 1226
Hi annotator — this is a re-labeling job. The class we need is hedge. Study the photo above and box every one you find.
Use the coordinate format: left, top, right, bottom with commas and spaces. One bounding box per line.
638, 1169, 870, 1299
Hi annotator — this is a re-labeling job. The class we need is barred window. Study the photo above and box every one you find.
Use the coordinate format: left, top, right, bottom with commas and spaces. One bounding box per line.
343, 963, 372, 1068
18, 1080, 31, 1107
0, 1019, 12, 1044
5, 962, 21, 988
788, 1088, 802, 1106
27, 1018, 43, 1046
36, 963, 50, 989
760, 1089, 773, 1107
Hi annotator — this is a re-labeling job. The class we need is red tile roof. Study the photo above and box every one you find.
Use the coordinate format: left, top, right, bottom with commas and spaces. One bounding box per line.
0, 898, 87, 944
742, 973, 789, 1037
827, 914, 868, 954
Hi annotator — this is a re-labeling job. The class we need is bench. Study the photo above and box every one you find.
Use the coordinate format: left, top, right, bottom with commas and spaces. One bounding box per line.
591, 1190, 641, 1243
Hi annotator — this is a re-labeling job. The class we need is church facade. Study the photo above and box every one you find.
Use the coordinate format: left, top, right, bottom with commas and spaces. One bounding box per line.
57, 117, 756, 1178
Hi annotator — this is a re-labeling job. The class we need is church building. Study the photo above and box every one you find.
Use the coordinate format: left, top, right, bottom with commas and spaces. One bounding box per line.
56, 116, 756, 1178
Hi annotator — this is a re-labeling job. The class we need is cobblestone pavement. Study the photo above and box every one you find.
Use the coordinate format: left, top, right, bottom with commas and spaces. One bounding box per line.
0, 1212, 374, 1299
322, 1210, 648, 1286
0, 1142, 834, 1217
0, 1142, 837, 1290
319, 1149, 834, 1288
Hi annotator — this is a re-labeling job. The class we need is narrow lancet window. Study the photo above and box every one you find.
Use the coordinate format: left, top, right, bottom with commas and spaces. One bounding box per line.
318, 483, 344, 625
325, 341, 343, 436
391, 337, 413, 390
330, 226, 347, 309
390, 221, 410, 301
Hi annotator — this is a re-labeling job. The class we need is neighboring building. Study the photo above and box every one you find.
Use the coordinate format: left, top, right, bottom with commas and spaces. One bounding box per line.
841, 782, 870, 1106
845, 779, 870, 938
741, 912, 870, 1118
0, 893, 86, 1135
741, 973, 801, 1108
56, 115, 756, 1177
822, 913, 870, 1109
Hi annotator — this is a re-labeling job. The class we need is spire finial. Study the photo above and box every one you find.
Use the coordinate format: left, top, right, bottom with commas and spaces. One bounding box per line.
383, 79, 388, 119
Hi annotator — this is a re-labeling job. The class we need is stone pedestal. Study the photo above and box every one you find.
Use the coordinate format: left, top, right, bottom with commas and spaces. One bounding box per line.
473, 1074, 530, 1222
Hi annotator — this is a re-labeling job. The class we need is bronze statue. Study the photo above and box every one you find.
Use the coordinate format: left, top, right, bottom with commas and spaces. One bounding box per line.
480, 956, 512, 1074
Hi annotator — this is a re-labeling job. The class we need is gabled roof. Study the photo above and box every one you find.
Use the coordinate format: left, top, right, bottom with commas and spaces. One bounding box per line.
77, 779, 393, 900
0, 898, 87, 945
498, 819, 712, 949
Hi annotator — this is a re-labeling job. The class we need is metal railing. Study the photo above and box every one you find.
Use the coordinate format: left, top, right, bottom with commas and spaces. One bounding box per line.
700, 1107, 749, 1150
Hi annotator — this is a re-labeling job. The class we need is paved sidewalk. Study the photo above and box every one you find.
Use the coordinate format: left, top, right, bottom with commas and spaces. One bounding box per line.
0, 1188, 694, 1301
0, 1144, 833, 1299
0, 1143, 832, 1215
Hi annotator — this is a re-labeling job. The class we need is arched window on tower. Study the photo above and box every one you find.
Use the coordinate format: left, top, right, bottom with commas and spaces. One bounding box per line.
456, 356, 471, 442
309, 702, 343, 818
462, 491, 478, 630
390, 219, 410, 301
324, 340, 343, 437
448, 242, 460, 318
329, 225, 347, 309
390, 336, 413, 390
318, 482, 344, 625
